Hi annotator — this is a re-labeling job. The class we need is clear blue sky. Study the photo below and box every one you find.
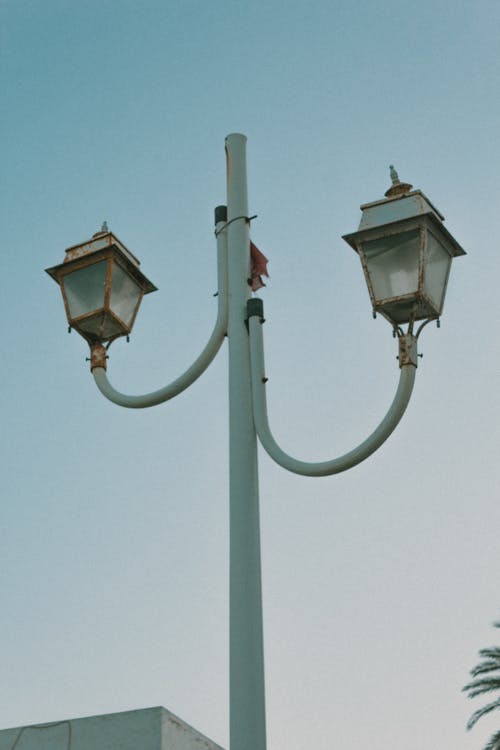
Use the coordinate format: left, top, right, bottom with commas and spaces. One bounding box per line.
1, 2, 500, 749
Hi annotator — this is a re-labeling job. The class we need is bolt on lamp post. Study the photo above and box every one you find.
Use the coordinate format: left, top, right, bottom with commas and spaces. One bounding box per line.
46, 134, 465, 750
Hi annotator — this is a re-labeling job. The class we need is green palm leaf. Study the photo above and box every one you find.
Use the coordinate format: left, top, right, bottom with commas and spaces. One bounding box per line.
466, 698, 500, 730
464, 620, 500, 750
464, 677, 500, 700
471, 661, 500, 678
484, 729, 500, 750
478, 648, 500, 661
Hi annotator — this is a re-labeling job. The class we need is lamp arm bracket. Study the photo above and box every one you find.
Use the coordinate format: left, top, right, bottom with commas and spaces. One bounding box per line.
91, 224, 228, 409
248, 309, 417, 477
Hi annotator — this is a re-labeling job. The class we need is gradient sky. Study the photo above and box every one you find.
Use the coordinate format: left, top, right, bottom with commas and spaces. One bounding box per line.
2, 2, 500, 749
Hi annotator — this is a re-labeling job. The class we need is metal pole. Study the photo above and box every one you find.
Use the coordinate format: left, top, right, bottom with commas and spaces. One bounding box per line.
225, 133, 267, 750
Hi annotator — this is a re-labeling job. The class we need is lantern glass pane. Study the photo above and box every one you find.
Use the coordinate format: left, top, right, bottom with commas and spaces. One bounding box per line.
78, 312, 124, 340
62, 260, 107, 318
424, 232, 452, 311
363, 229, 420, 302
110, 264, 142, 325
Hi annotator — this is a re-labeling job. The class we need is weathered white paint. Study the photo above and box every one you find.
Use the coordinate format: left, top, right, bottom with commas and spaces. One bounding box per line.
0, 707, 224, 750
248, 314, 417, 476
225, 133, 267, 750
358, 190, 445, 229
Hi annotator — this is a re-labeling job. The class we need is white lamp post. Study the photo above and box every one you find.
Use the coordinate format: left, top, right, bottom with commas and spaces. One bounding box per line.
46, 134, 465, 750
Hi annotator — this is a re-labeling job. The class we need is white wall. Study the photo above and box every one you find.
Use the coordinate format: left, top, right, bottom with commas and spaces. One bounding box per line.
0, 707, 224, 750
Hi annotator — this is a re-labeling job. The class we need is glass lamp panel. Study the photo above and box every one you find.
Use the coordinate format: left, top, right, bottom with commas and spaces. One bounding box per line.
424, 232, 452, 311
110, 263, 142, 325
362, 229, 420, 302
78, 312, 124, 340
62, 260, 108, 318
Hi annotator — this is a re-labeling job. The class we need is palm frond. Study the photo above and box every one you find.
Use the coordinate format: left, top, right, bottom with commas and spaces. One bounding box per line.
464, 676, 500, 699
467, 698, 500, 730
471, 661, 500, 678
484, 729, 500, 750
479, 648, 500, 661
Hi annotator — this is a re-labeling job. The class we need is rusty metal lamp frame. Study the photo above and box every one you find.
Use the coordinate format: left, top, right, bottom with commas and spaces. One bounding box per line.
47, 135, 465, 750
344, 215, 464, 330
342, 169, 466, 334
46, 228, 157, 346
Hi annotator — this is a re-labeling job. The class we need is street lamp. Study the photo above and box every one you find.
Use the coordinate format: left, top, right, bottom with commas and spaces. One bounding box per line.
46, 135, 465, 750
45, 223, 157, 347
342, 166, 465, 328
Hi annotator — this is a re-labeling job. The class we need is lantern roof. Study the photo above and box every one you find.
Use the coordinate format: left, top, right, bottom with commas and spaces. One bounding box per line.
358, 190, 445, 230
45, 225, 157, 294
356, 164, 444, 229
343, 169, 466, 258
63, 226, 141, 266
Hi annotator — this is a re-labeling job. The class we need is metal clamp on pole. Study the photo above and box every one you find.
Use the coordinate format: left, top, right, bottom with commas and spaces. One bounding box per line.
398, 334, 418, 368
246, 298, 265, 329
90, 343, 108, 371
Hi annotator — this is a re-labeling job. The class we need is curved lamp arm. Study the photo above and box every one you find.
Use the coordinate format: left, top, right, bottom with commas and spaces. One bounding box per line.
91, 223, 228, 409
248, 305, 417, 476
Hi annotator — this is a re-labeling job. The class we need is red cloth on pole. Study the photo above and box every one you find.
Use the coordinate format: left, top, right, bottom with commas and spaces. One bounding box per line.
250, 241, 269, 291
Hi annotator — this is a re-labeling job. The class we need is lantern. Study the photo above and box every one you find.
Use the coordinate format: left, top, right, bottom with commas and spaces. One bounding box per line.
46, 224, 157, 345
342, 168, 465, 326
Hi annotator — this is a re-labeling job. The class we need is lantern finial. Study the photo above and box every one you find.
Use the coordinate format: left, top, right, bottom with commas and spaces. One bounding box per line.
93, 221, 109, 238
385, 166, 413, 198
